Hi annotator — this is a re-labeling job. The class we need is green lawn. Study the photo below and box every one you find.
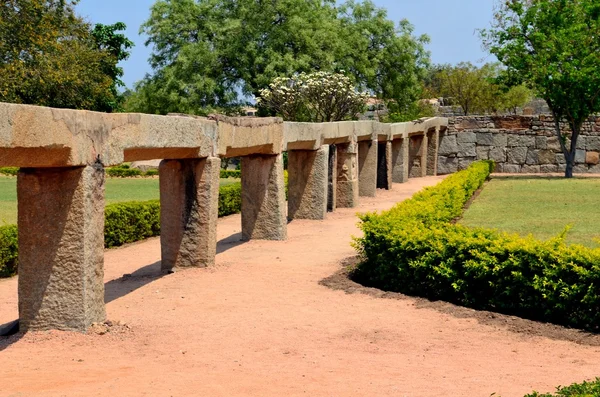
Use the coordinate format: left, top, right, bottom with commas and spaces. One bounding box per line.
0, 176, 240, 226
461, 176, 600, 248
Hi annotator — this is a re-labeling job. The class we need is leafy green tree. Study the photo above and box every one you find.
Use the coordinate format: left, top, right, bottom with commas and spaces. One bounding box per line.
502, 85, 532, 115
438, 62, 489, 115
0, 0, 133, 112
131, 0, 429, 115
483, 0, 600, 178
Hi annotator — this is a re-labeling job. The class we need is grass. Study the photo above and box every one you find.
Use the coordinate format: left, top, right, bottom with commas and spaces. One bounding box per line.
460, 176, 600, 248
0, 176, 240, 226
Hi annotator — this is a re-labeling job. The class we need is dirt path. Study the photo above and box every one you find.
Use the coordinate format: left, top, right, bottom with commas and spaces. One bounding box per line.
1, 176, 599, 397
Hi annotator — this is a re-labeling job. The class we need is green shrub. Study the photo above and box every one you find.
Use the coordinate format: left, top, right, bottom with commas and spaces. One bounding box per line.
106, 166, 143, 178
354, 160, 600, 332
144, 169, 159, 176
0, 179, 246, 278
220, 169, 241, 179
0, 225, 18, 277
219, 182, 241, 217
523, 378, 600, 396
104, 200, 161, 248
0, 167, 19, 176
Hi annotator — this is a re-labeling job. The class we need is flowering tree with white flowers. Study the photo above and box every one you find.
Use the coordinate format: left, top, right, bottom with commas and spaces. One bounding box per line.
257, 72, 368, 122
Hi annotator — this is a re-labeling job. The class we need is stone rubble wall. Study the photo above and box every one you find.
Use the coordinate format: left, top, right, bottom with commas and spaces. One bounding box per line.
437, 115, 600, 174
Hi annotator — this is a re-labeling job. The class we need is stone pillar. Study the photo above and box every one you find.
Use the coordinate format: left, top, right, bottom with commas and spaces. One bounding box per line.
327, 145, 337, 212
336, 142, 359, 208
427, 128, 440, 176
241, 154, 287, 240
288, 145, 329, 220
18, 165, 105, 332
159, 157, 220, 272
358, 139, 377, 197
421, 133, 429, 177
392, 138, 409, 183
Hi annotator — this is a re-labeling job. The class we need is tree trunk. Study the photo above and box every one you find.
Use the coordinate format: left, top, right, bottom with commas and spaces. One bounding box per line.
565, 156, 574, 178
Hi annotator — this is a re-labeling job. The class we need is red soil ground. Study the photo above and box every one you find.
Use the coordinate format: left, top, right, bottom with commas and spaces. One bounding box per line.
1, 175, 599, 397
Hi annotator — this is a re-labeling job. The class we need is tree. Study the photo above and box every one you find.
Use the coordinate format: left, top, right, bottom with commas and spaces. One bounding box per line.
0, 0, 133, 112
502, 85, 532, 115
257, 72, 367, 122
131, 0, 429, 115
437, 62, 490, 115
483, 0, 600, 178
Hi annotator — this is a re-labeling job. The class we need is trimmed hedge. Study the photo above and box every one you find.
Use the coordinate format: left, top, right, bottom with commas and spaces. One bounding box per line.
524, 378, 600, 396
354, 160, 600, 332
106, 165, 143, 178
0, 167, 19, 176
0, 182, 244, 277
220, 169, 241, 179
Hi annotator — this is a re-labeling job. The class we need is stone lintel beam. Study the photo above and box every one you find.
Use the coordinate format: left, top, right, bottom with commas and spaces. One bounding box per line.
159, 157, 220, 272
288, 145, 329, 221
392, 137, 409, 183
215, 114, 284, 158
241, 154, 287, 240
0, 102, 217, 167
284, 122, 324, 151
18, 165, 105, 332
358, 139, 378, 197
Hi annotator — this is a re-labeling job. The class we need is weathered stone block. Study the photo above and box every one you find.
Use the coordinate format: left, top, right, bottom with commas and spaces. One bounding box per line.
507, 135, 535, 147
586, 136, 600, 151
522, 165, 540, 173
576, 136, 587, 150
288, 146, 329, 220
476, 146, 490, 160
437, 156, 458, 175
476, 133, 494, 146
438, 134, 458, 156
575, 149, 586, 164
541, 164, 559, 173
492, 133, 508, 147
458, 143, 476, 157
426, 130, 439, 176
535, 136, 548, 149
241, 154, 287, 241
506, 147, 528, 164
458, 157, 476, 170
358, 140, 378, 196
18, 165, 105, 332
489, 147, 506, 163
586, 151, 600, 165
456, 131, 477, 144
160, 157, 220, 271
547, 136, 561, 151
526, 149, 538, 165
574, 164, 589, 173
503, 164, 521, 173
538, 150, 556, 165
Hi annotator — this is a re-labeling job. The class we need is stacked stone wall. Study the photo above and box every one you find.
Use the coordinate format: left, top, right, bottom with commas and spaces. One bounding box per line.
437, 115, 600, 174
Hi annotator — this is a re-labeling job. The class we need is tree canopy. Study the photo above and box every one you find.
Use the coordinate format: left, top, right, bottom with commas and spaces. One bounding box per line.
127, 0, 430, 115
482, 0, 600, 177
0, 0, 133, 112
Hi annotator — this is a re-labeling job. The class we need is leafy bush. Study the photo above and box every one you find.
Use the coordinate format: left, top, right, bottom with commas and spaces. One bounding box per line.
106, 165, 143, 178
0, 225, 18, 277
354, 160, 600, 332
523, 378, 600, 397
145, 169, 159, 176
218, 183, 241, 217
104, 200, 161, 248
0, 167, 19, 176
220, 170, 241, 179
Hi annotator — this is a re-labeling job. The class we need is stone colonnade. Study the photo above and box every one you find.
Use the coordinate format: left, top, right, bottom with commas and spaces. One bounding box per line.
0, 102, 447, 332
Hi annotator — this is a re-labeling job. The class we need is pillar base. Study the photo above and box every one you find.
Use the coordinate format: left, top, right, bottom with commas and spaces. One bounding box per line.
336, 142, 359, 208
288, 146, 329, 220
358, 140, 377, 197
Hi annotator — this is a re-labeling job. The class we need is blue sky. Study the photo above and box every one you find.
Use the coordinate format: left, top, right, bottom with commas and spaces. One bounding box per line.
75, 0, 497, 89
